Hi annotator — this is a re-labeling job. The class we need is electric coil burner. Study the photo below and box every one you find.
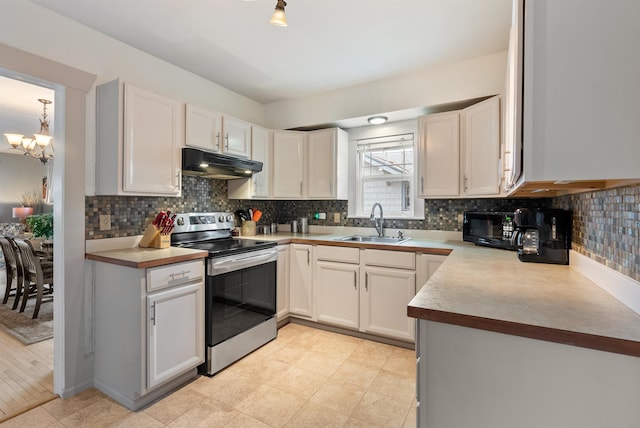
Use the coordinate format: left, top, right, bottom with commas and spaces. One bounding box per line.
171, 212, 277, 375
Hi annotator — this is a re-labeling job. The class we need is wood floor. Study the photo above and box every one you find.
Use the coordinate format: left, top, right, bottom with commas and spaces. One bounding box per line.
0, 273, 55, 423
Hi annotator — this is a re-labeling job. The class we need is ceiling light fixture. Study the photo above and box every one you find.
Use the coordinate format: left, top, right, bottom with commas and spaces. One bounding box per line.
4, 98, 54, 164
367, 116, 388, 125
270, 0, 288, 27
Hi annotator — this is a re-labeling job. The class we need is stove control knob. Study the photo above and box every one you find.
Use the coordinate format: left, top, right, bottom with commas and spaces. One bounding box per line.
176, 217, 185, 226
226, 215, 233, 222
218, 215, 225, 222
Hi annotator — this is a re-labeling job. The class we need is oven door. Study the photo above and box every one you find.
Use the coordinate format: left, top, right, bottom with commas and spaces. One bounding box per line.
206, 248, 277, 347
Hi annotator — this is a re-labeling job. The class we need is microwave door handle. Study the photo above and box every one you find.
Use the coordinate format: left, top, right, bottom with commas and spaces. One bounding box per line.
511, 230, 522, 249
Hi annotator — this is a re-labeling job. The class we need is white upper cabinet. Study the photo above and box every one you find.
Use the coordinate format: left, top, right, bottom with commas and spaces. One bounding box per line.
272, 130, 305, 198
462, 97, 501, 196
223, 116, 252, 158
185, 104, 251, 158
227, 125, 271, 199
418, 96, 500, 198
96, 79, 183, 196
418, 111, 460, 197
307, 128, 349, 199
184, 104, 222, 152
505, 0, 640, 194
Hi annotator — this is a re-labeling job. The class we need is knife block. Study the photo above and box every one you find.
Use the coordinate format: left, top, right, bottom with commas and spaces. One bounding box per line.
139, 225, 171, 248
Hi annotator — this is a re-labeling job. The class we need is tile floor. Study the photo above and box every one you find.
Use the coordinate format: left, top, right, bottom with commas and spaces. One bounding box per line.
1, 323, 417, 427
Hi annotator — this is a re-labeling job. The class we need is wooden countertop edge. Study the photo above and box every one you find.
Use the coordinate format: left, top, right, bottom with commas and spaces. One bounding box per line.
287, 238, 453, 255
407, 307, 640, 358
85, 251, 207, 269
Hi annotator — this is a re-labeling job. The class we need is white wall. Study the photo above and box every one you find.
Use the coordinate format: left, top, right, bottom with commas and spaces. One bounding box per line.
264, 52, 508, 130
0, 0, 266, 196
0, 153, 47, 203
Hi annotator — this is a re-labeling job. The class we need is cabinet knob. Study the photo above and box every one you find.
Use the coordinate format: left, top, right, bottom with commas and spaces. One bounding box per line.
215, 132, 220, 150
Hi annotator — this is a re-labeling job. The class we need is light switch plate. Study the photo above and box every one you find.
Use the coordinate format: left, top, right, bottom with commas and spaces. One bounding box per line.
333, 212, 340, 223
99, 214, 111, 231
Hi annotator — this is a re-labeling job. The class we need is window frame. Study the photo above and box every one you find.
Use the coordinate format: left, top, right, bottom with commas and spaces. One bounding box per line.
347, 120, 424, 220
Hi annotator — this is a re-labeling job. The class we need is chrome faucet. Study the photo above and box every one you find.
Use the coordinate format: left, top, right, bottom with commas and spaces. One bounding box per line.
370, 202, 384, 237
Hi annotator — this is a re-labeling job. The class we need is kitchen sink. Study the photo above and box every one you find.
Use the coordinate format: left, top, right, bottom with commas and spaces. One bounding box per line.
335, 235, 411, 245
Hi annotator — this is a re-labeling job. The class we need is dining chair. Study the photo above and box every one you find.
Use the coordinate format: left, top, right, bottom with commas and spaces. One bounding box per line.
0, 236, 24, 310
13, 238, 53, 319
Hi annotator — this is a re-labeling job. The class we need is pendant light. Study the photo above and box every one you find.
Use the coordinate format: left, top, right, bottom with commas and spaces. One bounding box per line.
4, 98, 54, 164
270, 0, 288, 27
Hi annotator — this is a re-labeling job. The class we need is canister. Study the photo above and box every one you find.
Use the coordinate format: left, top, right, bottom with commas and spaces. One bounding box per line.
300, 217, 309, 234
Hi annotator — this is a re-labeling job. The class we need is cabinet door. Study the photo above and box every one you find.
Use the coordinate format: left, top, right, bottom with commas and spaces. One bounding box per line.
185, 104, 222, 152
222, 116, 251, 158
418, 112, 460, 197
147, 282, 204, 389
361, 266, 416, 341
462, 96, 501, 196
307, 129, 336, 198
251, 126, 271, 198
289, 244, 313, 318
315, 260, 359, 330
276, 245, 290, 321
272, 131, 305, 198
123, 83, 182, 195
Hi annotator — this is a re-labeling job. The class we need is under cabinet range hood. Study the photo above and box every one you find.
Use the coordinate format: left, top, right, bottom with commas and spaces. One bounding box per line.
181, 147, 262, 179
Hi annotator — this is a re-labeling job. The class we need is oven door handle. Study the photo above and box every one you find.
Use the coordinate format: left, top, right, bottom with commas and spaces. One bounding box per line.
210, 250, 277, 274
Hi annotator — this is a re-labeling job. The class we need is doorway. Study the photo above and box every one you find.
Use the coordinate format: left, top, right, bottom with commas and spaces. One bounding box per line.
0, 76, 56, 422
0, 43, 97, 412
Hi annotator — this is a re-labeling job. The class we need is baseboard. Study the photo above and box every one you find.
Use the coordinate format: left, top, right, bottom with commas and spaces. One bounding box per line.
57, 378, 94, 399
570, 250, 640, 315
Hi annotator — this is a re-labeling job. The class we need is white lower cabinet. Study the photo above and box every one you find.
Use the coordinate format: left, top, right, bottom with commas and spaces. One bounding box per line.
276, 244, 290, 321
93, 259, 204, 410
147, 282, 203, 389
289, 244, 314, 319
311, 246, 418, 342
360, 265, 416, 341
315, 260, 360, 329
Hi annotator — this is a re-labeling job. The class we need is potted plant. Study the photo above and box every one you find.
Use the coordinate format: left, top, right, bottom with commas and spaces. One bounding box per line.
26, 212, 53, 240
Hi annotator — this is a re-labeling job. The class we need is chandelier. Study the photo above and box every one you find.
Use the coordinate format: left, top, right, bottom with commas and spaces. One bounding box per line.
4, 98, 54, 164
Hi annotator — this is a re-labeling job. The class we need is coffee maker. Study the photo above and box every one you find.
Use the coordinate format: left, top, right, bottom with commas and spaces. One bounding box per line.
511, 208, 571, 265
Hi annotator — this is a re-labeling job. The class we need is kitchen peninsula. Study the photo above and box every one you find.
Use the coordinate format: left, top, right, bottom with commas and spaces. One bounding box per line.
408, 245, 640, 428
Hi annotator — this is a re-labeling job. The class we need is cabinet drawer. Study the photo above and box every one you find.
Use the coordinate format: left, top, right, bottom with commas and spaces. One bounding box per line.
146, 260, 204, 292
364, 249, 415, 270
316, 245, 359, 264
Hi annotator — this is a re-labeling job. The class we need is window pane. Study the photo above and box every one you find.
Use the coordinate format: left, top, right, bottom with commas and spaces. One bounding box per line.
356, 133, 416, 217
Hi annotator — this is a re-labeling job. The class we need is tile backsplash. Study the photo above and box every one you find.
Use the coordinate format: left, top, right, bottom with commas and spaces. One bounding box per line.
85, 177, 639, 282
552, 184, 640, 282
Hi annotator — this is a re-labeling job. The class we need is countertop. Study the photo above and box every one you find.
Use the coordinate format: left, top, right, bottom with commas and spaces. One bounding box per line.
85, 246, 207, 269
407, 244, 640, 357
85, 232, 640, 357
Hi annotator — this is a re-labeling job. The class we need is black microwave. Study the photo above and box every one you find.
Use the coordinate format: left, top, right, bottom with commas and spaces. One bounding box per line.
463, 211, 516, 250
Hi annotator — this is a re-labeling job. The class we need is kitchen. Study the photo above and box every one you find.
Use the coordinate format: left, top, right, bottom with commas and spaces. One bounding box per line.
1, 0, 640, 427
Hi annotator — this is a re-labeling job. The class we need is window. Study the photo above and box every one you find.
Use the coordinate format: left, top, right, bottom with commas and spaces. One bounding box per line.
353, 133, 423, 219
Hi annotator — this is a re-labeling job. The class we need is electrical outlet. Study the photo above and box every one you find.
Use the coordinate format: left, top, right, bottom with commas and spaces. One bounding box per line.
333, 212, 340, 223
457, 213, 464, 224
318, 212, 326, 220
99, 214, 111, 231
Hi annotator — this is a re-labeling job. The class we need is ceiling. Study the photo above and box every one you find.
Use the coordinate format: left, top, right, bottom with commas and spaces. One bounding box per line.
1, 0, 511, 146
28, 0, 512, 104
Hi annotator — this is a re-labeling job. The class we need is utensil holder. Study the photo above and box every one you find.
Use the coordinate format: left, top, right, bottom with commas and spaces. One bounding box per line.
241, 221, 256, 236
